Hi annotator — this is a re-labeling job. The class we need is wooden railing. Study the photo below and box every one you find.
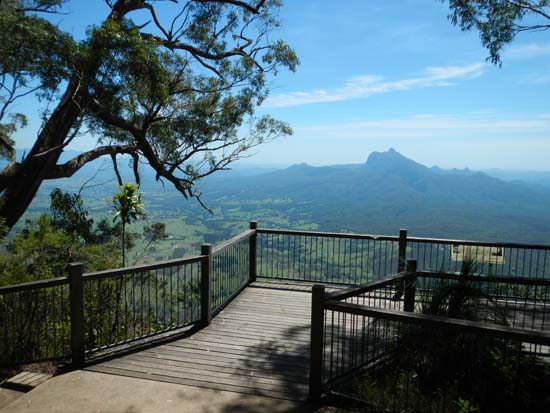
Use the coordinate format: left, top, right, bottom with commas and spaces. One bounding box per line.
308, 259, 550, 408
256, 228, 402, 284
3, 222, 550, 372
0, 224, 258, 367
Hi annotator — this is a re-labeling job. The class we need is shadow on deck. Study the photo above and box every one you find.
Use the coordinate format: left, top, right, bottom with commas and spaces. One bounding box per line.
86, 283, 313, 401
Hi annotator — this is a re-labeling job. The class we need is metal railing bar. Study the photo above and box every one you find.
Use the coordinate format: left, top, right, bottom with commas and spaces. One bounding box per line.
212, 279, 249, 317
324, 301, 550, 346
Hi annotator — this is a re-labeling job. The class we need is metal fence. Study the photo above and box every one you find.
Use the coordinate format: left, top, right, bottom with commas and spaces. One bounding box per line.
408, 237, 550, 278
0, 278, 70, 366
414, 272, 550, 332
257, 229, 400, 284
4, 223, 550, 373
211, 229, 254, 314
83, 257, 203, 355
256, 228, 550, 284
0, 227, 256, 366
310, 266, 550, 411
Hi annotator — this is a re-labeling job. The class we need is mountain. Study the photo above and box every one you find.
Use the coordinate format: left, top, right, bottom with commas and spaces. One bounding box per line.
12, 148, 550, 245
198, 149, 550, 243
482, 168, 550, 189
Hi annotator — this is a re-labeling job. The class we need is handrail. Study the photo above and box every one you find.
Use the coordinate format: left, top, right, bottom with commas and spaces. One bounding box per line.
258, 227, 550, 250
212, 229, 255, 255
84, 254, 206, 280
257, 228, 399, 242
0, 276, 68, 294
0, 227, 255, 293
416, 271, 550, 286
326, 272, 411, 301
407, 235, 550, 250
324, 300, 550, 346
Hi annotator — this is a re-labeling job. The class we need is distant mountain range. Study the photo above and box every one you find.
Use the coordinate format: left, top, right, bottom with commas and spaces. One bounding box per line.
9, 148, 550, 244
198, 149, 550, 243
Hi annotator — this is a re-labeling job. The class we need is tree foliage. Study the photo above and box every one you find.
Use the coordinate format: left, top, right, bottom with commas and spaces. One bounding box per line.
112, 182, 146, 265
50, 188, 95, 243
0, 0, 298, 230
444, 0, 550, 65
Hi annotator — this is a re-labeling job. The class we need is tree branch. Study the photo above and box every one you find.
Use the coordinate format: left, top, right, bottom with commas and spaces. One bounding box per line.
194, 0, 266, 15
508, 1, 550, 21
44, 145, 138, 179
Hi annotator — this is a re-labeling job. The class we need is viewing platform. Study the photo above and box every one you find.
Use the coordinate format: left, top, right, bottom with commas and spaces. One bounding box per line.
87, 283, 314, 401
1, 223, 550, 411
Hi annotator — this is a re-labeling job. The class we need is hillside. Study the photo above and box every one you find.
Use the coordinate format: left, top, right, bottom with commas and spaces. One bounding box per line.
198, 149, 550, 243
13, 148, 550, 256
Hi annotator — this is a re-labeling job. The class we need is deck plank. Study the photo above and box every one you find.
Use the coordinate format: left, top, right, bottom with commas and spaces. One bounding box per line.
87, 284, 313, 401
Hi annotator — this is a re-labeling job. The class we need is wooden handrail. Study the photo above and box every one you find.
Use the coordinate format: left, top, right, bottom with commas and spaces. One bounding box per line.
212, 229, 255, 255
257, 228, 399, 242
416, 271, 550, 286
257, 227, 550, 251
0, 276, 68, 294
407, 235, 550, 250
323, 300, 550, 346
84, 254, 206, 281
325, 272, 411, 301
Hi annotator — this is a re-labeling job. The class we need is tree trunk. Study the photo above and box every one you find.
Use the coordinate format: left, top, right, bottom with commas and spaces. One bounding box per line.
122, 222, 126, 267
0, 73, 87, 230
0, 4, 133, 231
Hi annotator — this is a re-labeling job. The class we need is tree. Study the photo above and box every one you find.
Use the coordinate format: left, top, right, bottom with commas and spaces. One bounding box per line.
443, 0, 550, 65
50, 188, 95, 243
0, 0, 298, 231
112, 182, 146, 266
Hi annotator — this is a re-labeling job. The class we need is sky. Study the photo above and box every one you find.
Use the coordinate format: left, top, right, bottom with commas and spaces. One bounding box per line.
252, 0, 550, 170
12, 0, 550, 170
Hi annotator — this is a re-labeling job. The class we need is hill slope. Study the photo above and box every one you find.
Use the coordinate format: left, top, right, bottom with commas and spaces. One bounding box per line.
199, 149, 550, 243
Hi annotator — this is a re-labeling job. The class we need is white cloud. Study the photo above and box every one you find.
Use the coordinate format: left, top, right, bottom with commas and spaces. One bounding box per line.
297, 113, 550, 139
264, 63, 484, 108
520, 72, 550, 84
503, 43, 550, 59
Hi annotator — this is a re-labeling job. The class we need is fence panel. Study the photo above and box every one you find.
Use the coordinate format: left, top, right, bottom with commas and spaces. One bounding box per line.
83, 258, 203, 354
321, 301, 550, 412
257, 230, 399, 284
211, 231, 252, 313
0, 279, 70, 365
414, 273, 550, 332
408, 238, 550, 278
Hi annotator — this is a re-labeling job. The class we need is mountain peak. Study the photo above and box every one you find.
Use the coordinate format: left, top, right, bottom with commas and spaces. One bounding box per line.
365, 149, 425, 172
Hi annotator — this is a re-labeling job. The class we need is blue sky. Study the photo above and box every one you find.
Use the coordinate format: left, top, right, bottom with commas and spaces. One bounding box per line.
13, 0, 550, 170
250, 0, 550, 170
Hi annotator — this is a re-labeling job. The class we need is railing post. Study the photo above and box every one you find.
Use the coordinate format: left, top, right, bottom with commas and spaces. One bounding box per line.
200, 244, 213, 327
309, 284, 325, 402
68, 262, 85, 368
404, 259, 417, 312
398, 228, 408, 272
392, 229, 408, 300
249, 221, 257, 284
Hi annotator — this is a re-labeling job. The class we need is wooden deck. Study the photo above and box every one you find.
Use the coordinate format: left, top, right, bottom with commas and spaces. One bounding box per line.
87, 284, 313, 401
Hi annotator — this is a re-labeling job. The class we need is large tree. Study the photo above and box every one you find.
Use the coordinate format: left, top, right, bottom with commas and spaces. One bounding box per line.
444, 0, 550, 65
0, 0, 297, 231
